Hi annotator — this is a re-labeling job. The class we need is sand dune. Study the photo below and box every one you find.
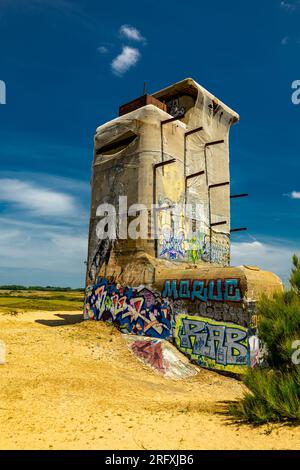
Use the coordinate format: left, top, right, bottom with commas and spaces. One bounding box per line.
0, 310, 299, 450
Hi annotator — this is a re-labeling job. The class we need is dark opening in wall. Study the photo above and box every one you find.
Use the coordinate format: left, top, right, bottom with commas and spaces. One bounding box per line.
96, 131, 138, 156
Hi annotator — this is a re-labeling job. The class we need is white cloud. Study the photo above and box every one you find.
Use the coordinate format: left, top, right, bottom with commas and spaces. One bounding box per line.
119, 24, 146, 43
284, 190, 300, 199
111, 46, 141, 76
0, 222, 87, 285
0, 0, 94, 27
231, 239, 299, 285
281, 36, 290, 45
51, 233, 88, 254
280, 1, 297, 12
98, 45, 109, 54
0, 173, 89, 287
0, 178, 76, 217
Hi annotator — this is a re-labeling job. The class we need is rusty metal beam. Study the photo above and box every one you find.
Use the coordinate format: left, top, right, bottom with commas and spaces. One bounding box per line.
210, 221, 227, 228
160, 116, 184, 175
153, 157, 177, 254
209, 181, 230, 190
154, 158, 176, 170
230, 193, 249, 199
184, 127, 204, 205
185, 126, 203, 137
161, 116, 183, 126
230, 228, 248, 233
186, 170, 205, 181
205, 139, 225, 148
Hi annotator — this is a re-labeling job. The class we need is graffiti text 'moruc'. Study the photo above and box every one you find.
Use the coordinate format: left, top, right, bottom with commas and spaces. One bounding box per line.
162, 279, 242, 302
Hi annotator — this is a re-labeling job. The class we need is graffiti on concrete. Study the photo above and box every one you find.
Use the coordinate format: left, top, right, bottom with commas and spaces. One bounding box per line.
166, 97, 185, 118
84, 279, 171, 339
88, 238, 113, 282
201, 235, 230, 266
157, 200, 185, 261
159, 229, 185, 260
156, 199, 230, 266
126, 335, 198, 378
130, 339, 165, 374
249, 333, 265, 368
162, 279, 242, 303
196, 302, 249, 327
185, 232, 206, 264
175, 315, 249, 373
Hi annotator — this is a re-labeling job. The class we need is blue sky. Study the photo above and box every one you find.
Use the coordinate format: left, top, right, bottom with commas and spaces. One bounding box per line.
0, 0, 299, 287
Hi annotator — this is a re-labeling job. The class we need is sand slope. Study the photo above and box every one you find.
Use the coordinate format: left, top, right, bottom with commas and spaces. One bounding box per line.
0, 310, 299, 450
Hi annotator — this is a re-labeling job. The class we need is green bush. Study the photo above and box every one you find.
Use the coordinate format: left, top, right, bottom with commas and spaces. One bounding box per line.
230, 255, 300, 424
230, 368, 300, 424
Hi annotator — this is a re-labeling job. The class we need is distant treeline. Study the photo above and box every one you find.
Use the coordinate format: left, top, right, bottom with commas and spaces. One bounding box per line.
0, 285, 85, 292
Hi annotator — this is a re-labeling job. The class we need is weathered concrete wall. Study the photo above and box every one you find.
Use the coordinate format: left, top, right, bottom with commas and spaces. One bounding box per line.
87, 79, 240, 288
85, 78, 283, 374
84, 262, 283, 374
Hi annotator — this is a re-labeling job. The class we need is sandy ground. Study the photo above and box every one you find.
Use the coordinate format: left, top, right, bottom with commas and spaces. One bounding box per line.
0, 310, 299, 450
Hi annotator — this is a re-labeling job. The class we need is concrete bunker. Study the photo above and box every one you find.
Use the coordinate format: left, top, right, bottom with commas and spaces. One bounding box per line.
84, 78, 283, 375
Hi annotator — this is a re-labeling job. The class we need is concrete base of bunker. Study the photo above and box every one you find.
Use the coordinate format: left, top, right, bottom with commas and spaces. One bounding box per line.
84, 253, 283, 375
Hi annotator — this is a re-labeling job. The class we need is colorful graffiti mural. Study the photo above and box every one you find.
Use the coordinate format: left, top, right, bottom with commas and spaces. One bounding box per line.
84, 279, 172, 339
84, 277, 261, 374
159, 229, 185, 260
158, 227, 230, 266
175, 315, 249, 373
185, 231, 206, 263
201, 235, 230, 266
156, 200, 230, 266
162, 279, 242, 303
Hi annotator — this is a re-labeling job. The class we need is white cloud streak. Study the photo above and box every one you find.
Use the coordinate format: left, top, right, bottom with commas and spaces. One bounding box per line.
231, 239, 299, 285
111, 46, 141, 76
284, 190, 300, 199
119, 24, 146, 43
0, 179, 76, 217
0, 222, 87, 285
98, 45, 109, 54
280, 1, 298, 12
281, 36, 290, 45
0, 173, 89, 286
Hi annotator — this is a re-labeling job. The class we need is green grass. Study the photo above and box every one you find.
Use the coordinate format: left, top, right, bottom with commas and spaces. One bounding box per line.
229, 368, 300, 424
0, 289, 84, 313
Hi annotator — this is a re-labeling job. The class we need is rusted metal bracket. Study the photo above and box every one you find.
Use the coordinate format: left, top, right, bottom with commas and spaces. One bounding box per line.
160, 116, 184, 175
230, 195, 248, 234
186, 170, 205, 181
208, 181, 230, 262
205, 139, 225, 148
204, 140, 225, 188
161, 116, 182, 126
211, 221, 227, 228
230, 228, 248, 233
185, 126, 204, 137
209, 182, 230, 190
184, 127, 204, 204
154, 158, 176, 170
230, 193, 249, 199
153, 158, 177, 254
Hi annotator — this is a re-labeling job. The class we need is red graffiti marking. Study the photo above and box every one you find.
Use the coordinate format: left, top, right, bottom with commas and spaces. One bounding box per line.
131, 340, 166, 374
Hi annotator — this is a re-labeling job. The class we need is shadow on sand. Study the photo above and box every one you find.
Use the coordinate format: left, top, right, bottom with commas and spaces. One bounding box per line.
35, 313, 84, 327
